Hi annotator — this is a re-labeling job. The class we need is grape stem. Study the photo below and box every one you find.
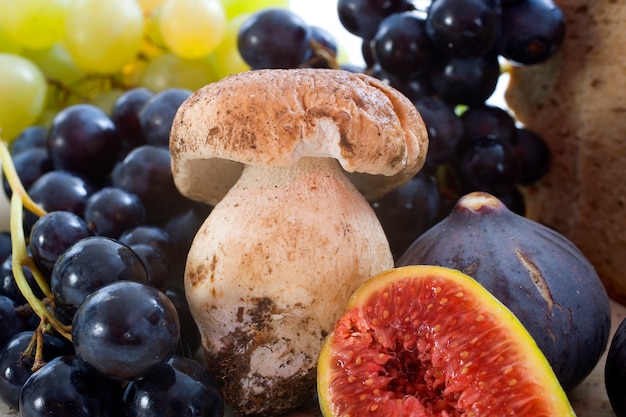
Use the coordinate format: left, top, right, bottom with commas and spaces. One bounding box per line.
0, 141, 45, 217
0, 140, 72, 342
302, 38, 342, 70
22, 327, 48, 372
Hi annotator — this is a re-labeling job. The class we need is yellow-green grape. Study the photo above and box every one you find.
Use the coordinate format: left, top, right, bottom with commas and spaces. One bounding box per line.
22, 43, 85, 86
209, 13, 251, 79
92, 89, 126, 115
221, 0, 290, 19
22, 44, 86, 120
64, 0, 144, 74
140, 52, 218, 92
0, 0, 70, 50
0, 26, 22, 55
143, 6, 168, 55
137, 0, 165, 13
159, 0, 227, 59
0, 53, 47, 142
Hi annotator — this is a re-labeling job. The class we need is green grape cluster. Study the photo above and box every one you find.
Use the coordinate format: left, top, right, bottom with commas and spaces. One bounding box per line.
0, 0, 289, 143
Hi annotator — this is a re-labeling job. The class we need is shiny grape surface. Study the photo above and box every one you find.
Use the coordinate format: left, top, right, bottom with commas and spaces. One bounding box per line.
19, 355, 124, 417
71, 281, 180, 380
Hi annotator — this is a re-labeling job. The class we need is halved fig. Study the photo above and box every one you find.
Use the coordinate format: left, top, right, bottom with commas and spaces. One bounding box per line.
317, 265, 575, 416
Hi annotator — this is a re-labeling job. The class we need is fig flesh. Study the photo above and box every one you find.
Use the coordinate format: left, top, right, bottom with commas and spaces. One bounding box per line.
317, 265, 576, 416
397, 191, 611, 391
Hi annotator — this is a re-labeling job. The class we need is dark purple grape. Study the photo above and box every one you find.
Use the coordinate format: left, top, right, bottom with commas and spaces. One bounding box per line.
425, 0, 499, 58
369, 64, 434, 103
123, 355, 223, 417
237, 8, 312, 69
47, 104, 123, 180
138, 88, 192, 147
2, 147, 53, 199
0, 232, 11, 266
371, 171, 442, 261
130, 244, 170, 291
10, 126, 48, 155
163, 203, 212, 283
303, 25, 338, 68
84, 187, 146, 238
0, 331, 73, 409
165, 287, 201, 358
111, 87, 154, 148
460, 104, 519, 145
0, 295, 24, 348
497, 0, 565, 65
413, 95, 464, 169
513, 127, 552, 184
494, 186, 526, 216
429, 52, 501, 105
25, 170, 96, 232
19, 355, 124, 417
0, 256, 42, 305
72, 281, 180, 380
372, 12, 432, 79
361, 38, 376, 67
337, 0, 407, 39
29, 211, 94, 277
119, 224, 180, 285
50, 236, 149, 317
111, 145, 189, 225
455, 136, 520, 195
118, 225, 176, 261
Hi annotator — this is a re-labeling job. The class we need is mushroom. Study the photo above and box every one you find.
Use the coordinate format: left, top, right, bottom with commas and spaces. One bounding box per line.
169, 68, 428, 416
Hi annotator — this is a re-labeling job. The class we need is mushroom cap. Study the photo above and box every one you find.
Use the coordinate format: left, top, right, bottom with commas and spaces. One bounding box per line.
169, 68, 428, 205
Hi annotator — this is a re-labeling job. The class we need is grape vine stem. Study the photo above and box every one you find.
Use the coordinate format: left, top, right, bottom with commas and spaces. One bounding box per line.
0, 140, 72, 342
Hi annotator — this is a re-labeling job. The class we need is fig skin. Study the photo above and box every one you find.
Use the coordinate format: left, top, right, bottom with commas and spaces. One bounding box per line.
397, 191, 611, 391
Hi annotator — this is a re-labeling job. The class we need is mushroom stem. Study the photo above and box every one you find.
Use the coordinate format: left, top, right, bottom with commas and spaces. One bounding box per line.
184, 157, 394, 415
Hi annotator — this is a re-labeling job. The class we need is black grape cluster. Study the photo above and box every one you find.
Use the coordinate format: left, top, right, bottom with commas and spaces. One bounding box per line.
341, 0, 563, 259
237, 0, 564, 260
0, 88, 224, 416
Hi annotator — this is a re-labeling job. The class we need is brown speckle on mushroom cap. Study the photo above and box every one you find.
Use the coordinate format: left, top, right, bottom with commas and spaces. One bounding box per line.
169, 68, 428, 205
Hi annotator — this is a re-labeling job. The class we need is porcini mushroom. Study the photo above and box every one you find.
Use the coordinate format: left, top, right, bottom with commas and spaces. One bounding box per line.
169, 68, 428, 416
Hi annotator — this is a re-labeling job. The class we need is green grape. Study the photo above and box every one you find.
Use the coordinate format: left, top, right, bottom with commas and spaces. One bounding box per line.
209, 13, 251, 79
22, 43, 85, 86
22, 44, 86, 120
0, 26, 22, 54
140, 52, 218, 92
64, 0, 144, 74
92, 89, 125, 115
159, 0, 227, 59
0, 53, 47, 142
0, 0, 70, 50
137, 0, 165, 13
221, 0, 290, 19
143, 6, 168, 53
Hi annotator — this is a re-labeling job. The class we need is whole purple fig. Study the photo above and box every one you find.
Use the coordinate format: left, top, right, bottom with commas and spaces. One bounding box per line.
397, 191, 611, 391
